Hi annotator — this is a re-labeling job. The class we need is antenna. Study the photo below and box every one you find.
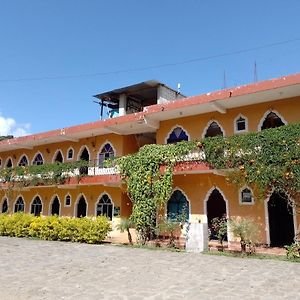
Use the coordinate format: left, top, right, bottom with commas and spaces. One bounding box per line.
177, 83, 181, 94
254, 61, 258, 82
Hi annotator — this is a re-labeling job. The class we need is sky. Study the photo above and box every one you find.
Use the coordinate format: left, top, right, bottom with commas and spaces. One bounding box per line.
0, 0, 300, 136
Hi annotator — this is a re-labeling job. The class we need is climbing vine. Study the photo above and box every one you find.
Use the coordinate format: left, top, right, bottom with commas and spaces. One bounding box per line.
117, 123, 300, 242
0, 160, 89, 189
116, 141, 197, 243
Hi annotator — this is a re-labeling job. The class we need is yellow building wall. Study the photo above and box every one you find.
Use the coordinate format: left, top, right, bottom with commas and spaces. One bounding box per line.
157, 96, 300, 144
0, 133, 139, 168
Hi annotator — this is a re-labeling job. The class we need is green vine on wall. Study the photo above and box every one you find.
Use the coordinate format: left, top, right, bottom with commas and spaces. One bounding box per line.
117, 123, 300, 242
116, 141, 197, 243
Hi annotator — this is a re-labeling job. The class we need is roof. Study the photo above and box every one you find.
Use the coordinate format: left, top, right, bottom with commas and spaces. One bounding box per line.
1, 72, 300, 152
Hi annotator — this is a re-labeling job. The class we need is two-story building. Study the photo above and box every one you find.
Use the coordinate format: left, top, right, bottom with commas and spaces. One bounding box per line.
1, 74, 300, 247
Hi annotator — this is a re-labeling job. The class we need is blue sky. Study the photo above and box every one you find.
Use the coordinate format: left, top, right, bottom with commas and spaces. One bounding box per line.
0, 0, 300, 136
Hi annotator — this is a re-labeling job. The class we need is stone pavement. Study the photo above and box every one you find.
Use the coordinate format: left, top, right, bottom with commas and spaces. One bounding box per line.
0, 237, 299, 300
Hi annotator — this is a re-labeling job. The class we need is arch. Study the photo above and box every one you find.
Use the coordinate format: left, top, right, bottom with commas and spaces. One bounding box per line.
98, 142, 116, 167
258, 110, 287, 131
165, 125, 190, 144
95, 192, 114, 220
1, 197, 8, 213
75, 194, 87, 218
14, 195, 25, 213
64, 194, 71, 206
167, 188, 190, 221
32, 152, 44, 165
234, 114, 248, 134
53, 149, 64, 163
239, 186, 254, 205
5, 157, 13, 168
202, 120, 225, 138
77, 146, 90, 175
265, 191, 296, 246
204, 187, 229, 239
30, 195, 43, 216
50, 195, 60, 216
18, 154, 29, 166
67, 147, 74, 160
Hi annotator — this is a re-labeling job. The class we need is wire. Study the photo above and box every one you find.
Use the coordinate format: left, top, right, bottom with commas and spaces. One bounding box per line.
0, 37, 300, 83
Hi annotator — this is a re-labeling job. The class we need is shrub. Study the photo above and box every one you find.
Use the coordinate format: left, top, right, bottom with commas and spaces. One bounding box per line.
211, 216, 228, 250
0, 213, 111, 244
229, 217, 261, 253
116, 218, 135, 245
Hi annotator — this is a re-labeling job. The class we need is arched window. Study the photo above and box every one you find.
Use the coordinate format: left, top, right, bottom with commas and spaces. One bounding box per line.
78, 147, 89, 175
18, 155, 28, 166
240, 187, 254, 204
167, 190, 189, 221
53, 150, 63, 163
32, 153, 44, 165
76, 195, 87, 218
204, 121, 223, 138
65, 194, 71, 206
167, 127, 189, 144
0, 158, 2, 168
96, 194, 113, 220
51, 196, 60, 215
31, 196, 42, 216
14, 196, 24, 213
235, 115, 248, 133
99, 143, 114, 167
261, 112, 285, 130
1, 198, 8, 213
6, 158, 13, 168
67, 148, 74, 160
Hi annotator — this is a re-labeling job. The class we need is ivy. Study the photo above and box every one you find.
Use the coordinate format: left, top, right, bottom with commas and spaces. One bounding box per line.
0, 160, 89, 189
116, 141, 197, 243
118, 123, 300, 242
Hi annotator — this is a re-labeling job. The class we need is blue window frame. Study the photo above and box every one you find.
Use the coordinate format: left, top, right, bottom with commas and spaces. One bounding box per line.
167, 127, 189, 144
167, 190, 189, 221
14, 197, 24, 213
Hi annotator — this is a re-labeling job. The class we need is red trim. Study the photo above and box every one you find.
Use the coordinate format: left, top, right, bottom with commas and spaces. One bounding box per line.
1, 72, 300, 147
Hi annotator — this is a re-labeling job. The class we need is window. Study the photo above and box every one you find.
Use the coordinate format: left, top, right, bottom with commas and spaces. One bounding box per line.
67, 148, 74, 160
14, 197, 24, 213
99, 143, 114, 167
235, 116, 247, 133
96, 194, 113, 220
51, 196, 60, 215
31, 196, 42, 216
1, 198, 8, 213
167, 126, 189, 144
0, 158, 2, 168
204, 121, 223, 138
6, 158, 13, 168
240, 187, 254, 204
18, 155, 28, 166
167, 190, 189, 221
32, 153, 44, 165
78, 147, 89, 175
54, 150, 63, 163
261, 111, 285, 130
65, 194, 71, 206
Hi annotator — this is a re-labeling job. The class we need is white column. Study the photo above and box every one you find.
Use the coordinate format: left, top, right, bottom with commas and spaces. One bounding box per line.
119, 94, 127, 116
186, 223, 208, 253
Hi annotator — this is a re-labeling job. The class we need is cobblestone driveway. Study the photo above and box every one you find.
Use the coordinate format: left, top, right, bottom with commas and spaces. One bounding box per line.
0, 237, 299, 299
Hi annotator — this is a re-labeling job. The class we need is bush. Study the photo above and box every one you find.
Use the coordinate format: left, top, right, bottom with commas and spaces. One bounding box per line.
0, 213, 111, 244
229, 217, 261, 253
210, 216, 227, 250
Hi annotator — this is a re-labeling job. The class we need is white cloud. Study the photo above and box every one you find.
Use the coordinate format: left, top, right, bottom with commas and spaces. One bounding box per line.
0, 114, 31, 137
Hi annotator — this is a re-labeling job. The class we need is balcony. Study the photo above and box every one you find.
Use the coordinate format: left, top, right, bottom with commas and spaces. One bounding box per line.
0, 159, 120, 189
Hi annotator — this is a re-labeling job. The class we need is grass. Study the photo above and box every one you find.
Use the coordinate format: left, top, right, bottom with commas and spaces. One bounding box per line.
203, 249, 300, 263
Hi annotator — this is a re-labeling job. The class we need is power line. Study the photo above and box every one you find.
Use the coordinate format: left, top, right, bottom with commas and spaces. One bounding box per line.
0, 37, 300, 83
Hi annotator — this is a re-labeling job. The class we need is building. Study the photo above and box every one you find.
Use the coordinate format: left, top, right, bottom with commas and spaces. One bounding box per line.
1, 74, 300, 247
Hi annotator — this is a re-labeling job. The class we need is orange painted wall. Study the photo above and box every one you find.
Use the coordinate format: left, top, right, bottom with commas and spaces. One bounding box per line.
157, 96, 300, 144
